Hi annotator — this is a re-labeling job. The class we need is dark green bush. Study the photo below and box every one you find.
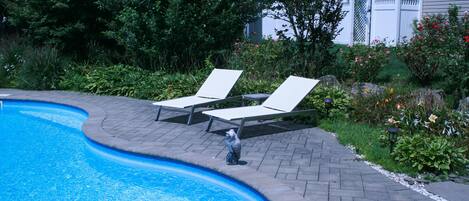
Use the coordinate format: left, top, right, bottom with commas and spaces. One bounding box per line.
97, 0, 263, 71
228, 40, 294, 80
393, 134, 468, 174
5, 0, 111, 55
0, 37, 27, 87
15, 47, 68, 90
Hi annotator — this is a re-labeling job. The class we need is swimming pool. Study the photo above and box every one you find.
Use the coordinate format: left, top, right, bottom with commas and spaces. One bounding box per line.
0, 100, 267, 201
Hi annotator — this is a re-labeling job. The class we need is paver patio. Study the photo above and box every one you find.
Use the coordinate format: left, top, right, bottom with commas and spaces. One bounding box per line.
0, 89, 433, 201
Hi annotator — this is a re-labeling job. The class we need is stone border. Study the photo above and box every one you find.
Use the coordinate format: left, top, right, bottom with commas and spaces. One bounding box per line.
1, 92, 307, 201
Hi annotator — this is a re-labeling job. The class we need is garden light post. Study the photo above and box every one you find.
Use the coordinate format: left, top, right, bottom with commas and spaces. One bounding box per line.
324, 98, 333, 116
387, 127, 399, 152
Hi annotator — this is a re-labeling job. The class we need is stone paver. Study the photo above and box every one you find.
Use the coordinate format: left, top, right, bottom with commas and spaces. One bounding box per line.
0, 89, 433, 201
426, 182, 469, 201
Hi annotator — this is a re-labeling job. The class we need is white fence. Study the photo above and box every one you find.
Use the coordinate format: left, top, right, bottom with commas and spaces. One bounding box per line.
258, 0, 421, 45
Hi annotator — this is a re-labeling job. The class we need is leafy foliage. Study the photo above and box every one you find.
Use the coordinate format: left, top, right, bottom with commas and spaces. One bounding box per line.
60, 64, 209, 100
399, 5, 469, 97
15, 47, 68, 90
266, 0, 346, 76
342, 41, 391, 82
0, 37, 67, 89
303, 86, 351, 118
228, 39, 294, 80
393, 134, 468, 174
351, 88, 407, 124
97, 0, 263, 71
4, 0, 111, 55
0, 36, 26, 87
389, 105, 469, 137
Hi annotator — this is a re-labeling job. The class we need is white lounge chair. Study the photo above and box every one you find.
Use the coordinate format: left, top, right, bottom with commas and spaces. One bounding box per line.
203, 76, 320, 137
153, 68, 243, 125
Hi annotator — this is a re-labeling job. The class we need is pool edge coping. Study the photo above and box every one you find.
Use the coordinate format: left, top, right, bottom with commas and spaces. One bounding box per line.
1, 92, 307, 201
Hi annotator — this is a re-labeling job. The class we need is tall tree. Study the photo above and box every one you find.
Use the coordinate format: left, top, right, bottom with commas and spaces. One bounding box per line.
267, 0, 345, 76
97, 0, 264, 71
5, 0, 112, 55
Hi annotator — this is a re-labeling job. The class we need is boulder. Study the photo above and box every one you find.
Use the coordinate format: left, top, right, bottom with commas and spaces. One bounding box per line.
411, 88, 445, 110
318, 75, 340, 88
351, 82, 385, 97
458, 97, 469, 112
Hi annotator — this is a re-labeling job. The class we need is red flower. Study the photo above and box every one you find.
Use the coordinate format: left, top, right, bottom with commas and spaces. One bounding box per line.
417, 23, 423, 32
465, 35, 469, 43
431, 22, 439, 30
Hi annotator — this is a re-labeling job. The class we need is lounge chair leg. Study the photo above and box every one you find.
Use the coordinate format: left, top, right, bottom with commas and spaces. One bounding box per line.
187, 106, 195, 125
237, 119, 245, 138
155, 106, 162, 121
206, 117, 214, 132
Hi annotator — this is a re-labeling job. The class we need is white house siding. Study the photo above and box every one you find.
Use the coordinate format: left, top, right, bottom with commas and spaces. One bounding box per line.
422, 0, 469, 17
257, 0, 421, 45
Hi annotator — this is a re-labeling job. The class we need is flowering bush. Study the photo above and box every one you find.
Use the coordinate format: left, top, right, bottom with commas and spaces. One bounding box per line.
342, 41, 391, 82
351, 88, 407, 124
388, 105, 469, 137
399, 6, 469, 98
398, 14, 451, 85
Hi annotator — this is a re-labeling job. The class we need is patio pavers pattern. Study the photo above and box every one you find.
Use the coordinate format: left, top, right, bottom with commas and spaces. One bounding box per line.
0, 89, 432, 201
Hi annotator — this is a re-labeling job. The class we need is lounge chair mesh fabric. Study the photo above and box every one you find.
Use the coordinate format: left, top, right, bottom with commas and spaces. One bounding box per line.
203, 76, 320, 121
153, 69, 242, 108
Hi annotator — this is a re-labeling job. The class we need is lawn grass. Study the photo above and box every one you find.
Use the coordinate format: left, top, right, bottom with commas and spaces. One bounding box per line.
319, 118, 417, 176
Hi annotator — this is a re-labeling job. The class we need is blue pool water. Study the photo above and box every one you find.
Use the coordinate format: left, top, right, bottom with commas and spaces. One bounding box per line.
0, 100, 266, 201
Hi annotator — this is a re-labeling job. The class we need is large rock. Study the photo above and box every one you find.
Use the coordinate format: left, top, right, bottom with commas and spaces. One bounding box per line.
318, 75, 340, 88
351, 82, 385, 97
411, 88, 445, 110
458, 97, 469, 113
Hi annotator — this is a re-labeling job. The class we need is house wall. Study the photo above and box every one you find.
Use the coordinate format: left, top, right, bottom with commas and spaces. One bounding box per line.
257, 0, 421, 45
422, 0, 469, 17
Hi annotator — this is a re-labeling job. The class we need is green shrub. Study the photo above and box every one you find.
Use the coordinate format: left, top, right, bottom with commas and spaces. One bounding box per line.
98, 0, 263, 71
342, 41, 391, 82
393, 134, 468, 174
302, 86, 351, 118
399, 5, 468, 92
398, 15, 449, 85
0, 36, 28, 87
15, 47, 68, 90
5, 0, 110, 55
232, 78, 280, 95
82, 65, 146, 97
438, 6, 469, 99
228, 40, 293, 80
351, 88, 407, 124
59, 65, 92, 91
138, 70, 207, 101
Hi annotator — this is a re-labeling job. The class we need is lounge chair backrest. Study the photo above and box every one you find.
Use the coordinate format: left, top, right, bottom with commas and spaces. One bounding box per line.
262, 76, 320, 112
195, 69, 243, 99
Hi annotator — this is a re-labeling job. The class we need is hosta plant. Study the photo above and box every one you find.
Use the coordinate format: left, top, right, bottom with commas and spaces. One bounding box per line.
393, 134, 468, 174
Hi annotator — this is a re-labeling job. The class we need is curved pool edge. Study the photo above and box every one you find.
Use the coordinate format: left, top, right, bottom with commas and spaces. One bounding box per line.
0, 91, 307, 201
